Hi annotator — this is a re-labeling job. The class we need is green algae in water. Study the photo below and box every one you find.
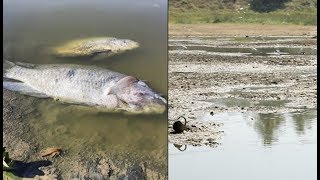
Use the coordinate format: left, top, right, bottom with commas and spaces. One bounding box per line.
205, 97, 252, 107
255, 100, 291, 107
205, 97, 292, 109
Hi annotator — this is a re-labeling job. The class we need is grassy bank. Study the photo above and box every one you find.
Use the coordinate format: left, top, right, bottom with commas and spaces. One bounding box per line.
169, 0, 317, 25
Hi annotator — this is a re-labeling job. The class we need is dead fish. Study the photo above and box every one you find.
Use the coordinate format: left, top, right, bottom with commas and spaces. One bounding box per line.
52, 37, 139, 58
3, 60, 166, 114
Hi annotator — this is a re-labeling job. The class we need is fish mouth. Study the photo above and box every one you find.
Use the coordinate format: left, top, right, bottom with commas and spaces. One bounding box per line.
124, 41, 139, 51
127, 103, 166, 114
111, 39, 139, 52
140, 99, 167, 114
118, 95, 167, 114
134, 93, 167, 114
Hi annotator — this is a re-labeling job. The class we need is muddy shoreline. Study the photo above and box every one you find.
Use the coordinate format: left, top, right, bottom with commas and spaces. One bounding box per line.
3, 90, 167, 179
168, 34, 317, 147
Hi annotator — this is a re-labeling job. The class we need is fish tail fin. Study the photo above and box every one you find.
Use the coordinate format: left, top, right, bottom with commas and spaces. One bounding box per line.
3, 81, 49, 98
3, 59, 16, 78
3, 59, 16, 69
3, 59, 36, 78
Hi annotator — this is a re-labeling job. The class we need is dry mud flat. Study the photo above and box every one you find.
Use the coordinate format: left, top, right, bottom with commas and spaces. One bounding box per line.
168, 35, 317, 146
3, 90, 166, 179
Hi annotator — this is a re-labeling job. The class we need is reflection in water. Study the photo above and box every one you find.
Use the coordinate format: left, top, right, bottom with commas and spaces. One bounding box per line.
206, 96, 317, 147
253, 113, 285, 146
173, 144, 187, 151
291, 110, 316, 135
245, 110, 317, 146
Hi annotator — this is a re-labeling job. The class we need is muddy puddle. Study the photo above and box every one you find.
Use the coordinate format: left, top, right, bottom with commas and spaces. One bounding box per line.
204, 97, 291, 108
4, 0, 167, 178
169, 109, 317, 180
168, 46, 317, 56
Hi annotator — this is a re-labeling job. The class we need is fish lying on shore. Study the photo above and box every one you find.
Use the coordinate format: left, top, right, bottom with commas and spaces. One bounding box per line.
3, 61, 166, 114
52, 37, 139, 58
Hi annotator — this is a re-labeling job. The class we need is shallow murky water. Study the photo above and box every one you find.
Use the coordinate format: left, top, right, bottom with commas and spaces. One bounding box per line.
169, 109, 317, 180
4, 0, 168, 176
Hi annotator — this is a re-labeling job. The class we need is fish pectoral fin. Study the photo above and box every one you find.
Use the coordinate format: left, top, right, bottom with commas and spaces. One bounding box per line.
92, 49, 112, 56
91, 50, 113, 60
3, 81, 49, 98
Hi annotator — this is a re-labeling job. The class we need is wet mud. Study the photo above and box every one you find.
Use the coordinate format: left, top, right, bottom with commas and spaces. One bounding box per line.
168, 36, 317, 147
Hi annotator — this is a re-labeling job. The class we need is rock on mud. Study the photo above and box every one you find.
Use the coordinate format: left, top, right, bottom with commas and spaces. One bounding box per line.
169, 118, 223, 148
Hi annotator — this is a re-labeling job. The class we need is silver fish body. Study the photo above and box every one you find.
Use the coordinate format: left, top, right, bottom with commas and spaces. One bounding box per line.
3, 61, 166, 114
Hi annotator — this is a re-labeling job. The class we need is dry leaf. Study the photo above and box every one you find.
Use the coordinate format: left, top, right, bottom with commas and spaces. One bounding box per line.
40, 147, 62, 158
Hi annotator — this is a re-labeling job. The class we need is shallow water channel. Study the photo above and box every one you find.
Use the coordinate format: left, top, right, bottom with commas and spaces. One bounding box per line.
4, 0, 168, 177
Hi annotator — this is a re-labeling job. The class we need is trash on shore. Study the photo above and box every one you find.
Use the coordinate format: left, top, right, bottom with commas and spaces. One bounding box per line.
40, 147, 62, 158
172, 116, 189, 133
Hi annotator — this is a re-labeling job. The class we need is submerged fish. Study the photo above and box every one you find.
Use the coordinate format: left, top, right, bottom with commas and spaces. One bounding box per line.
52, 37, 139, 58
3, 61, 166, 114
